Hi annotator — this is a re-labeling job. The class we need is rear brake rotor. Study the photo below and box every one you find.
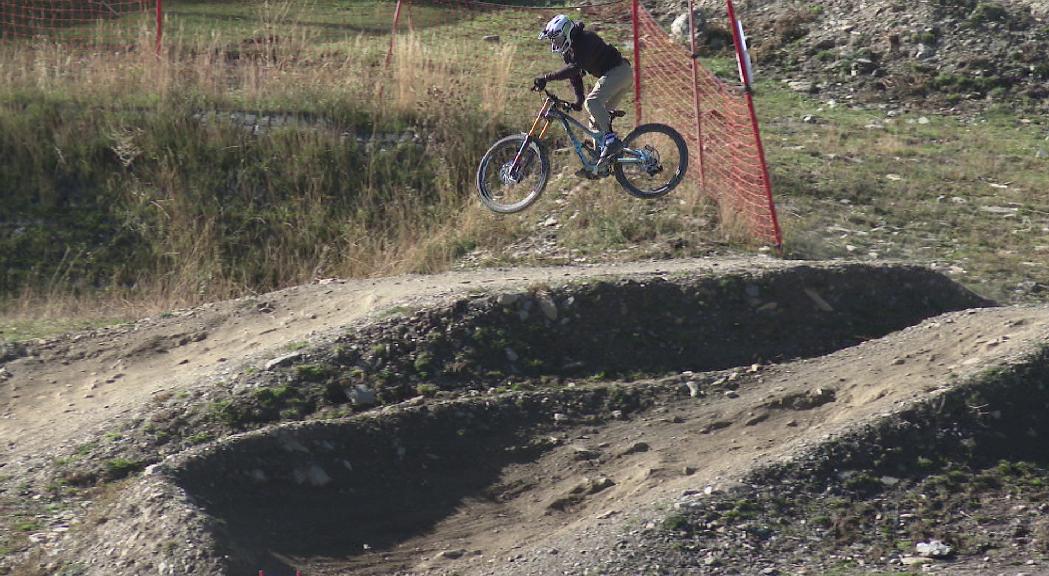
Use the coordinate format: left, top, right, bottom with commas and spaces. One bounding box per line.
643, 145, 662, 175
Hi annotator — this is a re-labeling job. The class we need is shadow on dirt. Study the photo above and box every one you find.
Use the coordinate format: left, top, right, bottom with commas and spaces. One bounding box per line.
174, 393, 603, 574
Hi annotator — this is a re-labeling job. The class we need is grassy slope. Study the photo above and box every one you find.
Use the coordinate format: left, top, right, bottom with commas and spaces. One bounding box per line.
0, 1, 522, 320
759, 81, 1049, 302
2, 0, 1049, 342
0, 0, 721, 337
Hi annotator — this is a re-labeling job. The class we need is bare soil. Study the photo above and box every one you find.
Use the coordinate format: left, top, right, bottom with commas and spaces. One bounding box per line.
8, 258, 1049, 576
0, 258, 799, 572
190, 304, 1047, 576
1, 259, 792, 474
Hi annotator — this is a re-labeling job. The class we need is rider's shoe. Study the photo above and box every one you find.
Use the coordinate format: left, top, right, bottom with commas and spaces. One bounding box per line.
597, 132, 623, 165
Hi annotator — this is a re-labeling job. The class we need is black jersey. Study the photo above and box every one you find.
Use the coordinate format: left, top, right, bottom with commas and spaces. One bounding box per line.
543, 23, 627, 105
546, 23, 625, 80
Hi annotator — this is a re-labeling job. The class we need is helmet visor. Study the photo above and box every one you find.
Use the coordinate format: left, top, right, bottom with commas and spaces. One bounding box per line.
546, 31, 567, 53
540, 16, 571, 53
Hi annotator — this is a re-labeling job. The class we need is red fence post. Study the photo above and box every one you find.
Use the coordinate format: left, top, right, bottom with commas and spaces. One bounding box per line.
686, 0, 705, 190
724, 0, 782, 248
385, 0, 406, 67
630, 0, 642, 126
155, 0, 163, 53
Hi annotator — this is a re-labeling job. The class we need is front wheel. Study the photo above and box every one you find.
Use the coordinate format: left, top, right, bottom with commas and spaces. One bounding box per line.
476, 134, 550, 214
613, 123, 688, 199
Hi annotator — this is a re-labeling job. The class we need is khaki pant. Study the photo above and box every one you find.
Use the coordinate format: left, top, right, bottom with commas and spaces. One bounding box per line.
585, 61, 632, 136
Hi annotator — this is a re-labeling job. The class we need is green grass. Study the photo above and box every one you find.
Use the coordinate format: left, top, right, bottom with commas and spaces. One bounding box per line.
185, 432, 213, 445
14, 520, 39, 532
207, 399, 241, 426
0, 317, 122, 343
415, 382, 439, 396
753, 75, 1049, 302
661, 512, 690, 532
253, 385, 298, 411
293, 364, 332, 382
104, 458, 142, 480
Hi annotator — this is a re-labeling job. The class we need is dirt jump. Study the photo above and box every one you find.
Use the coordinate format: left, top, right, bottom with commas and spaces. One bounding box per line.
3, 258, 1049, 575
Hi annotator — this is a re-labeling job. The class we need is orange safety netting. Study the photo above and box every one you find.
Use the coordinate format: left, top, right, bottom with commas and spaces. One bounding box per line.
0, 0, 158, 45
388, 0, 782, 247
633, 2, 781, 246
1, 0, 779, 246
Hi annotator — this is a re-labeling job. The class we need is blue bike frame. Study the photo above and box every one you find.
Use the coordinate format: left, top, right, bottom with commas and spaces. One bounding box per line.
544, 106, 646, 173
509, 93, 646, 178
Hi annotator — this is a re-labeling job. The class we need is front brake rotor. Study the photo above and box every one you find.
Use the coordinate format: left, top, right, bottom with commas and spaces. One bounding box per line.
499, 162, 520, 185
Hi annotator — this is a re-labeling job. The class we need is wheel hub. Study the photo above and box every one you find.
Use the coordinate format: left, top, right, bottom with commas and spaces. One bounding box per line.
499, 162, 521, 185
642, 145, 663, 176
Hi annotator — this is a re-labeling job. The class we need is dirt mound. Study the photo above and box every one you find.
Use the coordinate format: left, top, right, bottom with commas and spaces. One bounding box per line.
598, 318, 1049, 575
23, 260, 1049, 576
197, 264, 987, 435
3, 259, 771, 473
173, 388, 656, 575
18, 261, 1011, 576
650, 0, 1049, 108
27, 263, 980, 489
55, 303, 1049, 576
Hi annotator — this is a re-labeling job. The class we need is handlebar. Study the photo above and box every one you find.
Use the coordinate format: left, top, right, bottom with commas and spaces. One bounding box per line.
543, 89, 568, 105
541, 88, 576, 112
529, 83, 574, 111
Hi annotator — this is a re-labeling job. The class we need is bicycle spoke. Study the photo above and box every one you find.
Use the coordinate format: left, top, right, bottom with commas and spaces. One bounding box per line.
485, 149, 539, 205
476, 135, 549, 213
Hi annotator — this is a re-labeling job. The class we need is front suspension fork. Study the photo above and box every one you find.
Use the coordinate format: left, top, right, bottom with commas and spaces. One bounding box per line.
509, 100, 554, 177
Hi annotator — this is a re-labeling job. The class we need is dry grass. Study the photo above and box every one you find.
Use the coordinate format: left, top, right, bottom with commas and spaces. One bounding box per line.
1, 3, 758, 336
0, 2, 526, 327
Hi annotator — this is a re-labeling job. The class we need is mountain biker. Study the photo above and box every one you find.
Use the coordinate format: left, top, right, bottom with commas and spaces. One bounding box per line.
532, 14, 632, 170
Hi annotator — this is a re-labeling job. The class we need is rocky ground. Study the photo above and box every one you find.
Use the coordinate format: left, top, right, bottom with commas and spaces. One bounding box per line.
650, 0, 1049, 111
0, 258, 791, 573
5, 258, 1049, 575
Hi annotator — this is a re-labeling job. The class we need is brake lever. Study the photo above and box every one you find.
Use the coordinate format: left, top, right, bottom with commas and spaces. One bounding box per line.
545, 93, 568, 110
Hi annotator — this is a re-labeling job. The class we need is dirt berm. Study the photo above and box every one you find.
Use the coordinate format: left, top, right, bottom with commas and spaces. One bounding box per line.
14, 260, 1049, 575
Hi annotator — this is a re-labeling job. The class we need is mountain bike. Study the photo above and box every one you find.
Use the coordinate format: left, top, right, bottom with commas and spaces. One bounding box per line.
475, 89, 689, 214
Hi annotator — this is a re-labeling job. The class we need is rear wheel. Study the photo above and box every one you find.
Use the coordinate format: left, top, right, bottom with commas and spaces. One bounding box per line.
476, 134, 550, 213
613, 123, 688, 199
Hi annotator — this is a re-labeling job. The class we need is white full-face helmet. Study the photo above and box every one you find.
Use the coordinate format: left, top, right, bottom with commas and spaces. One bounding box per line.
539, 14, 575, 54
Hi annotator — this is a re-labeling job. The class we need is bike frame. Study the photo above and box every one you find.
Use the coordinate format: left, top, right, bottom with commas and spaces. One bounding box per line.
509, 96, 646, 176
